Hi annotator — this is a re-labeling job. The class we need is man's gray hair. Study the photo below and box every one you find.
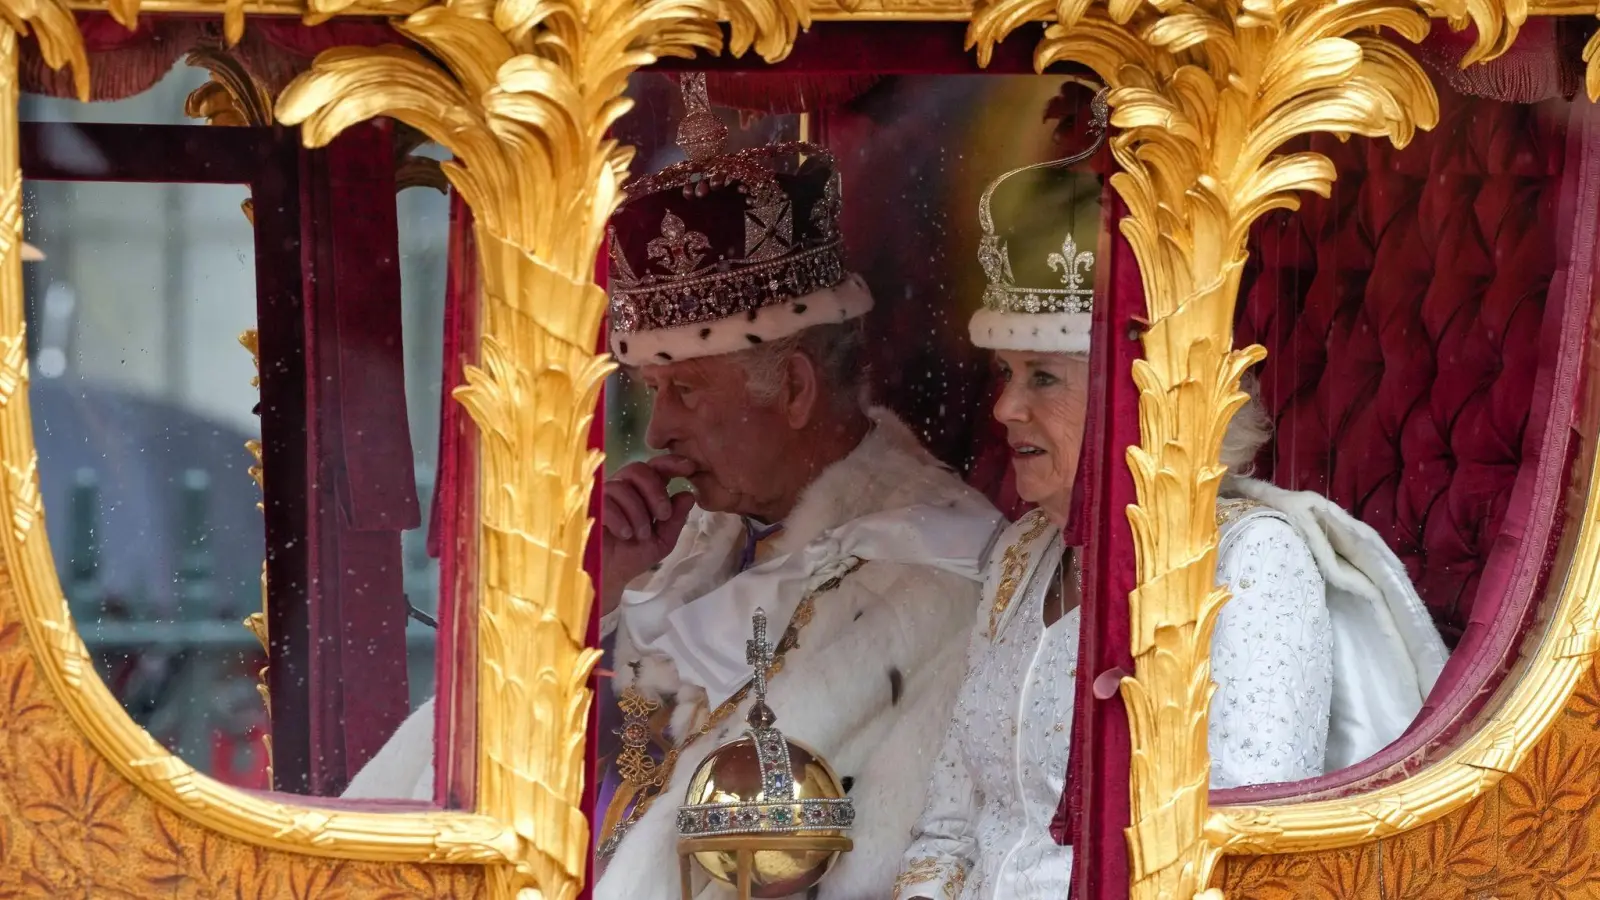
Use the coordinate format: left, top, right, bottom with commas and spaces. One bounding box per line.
735, 319, 871, 414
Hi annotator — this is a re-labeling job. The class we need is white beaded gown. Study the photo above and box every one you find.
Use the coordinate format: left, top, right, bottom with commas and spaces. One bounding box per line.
895, 500, 1336, 900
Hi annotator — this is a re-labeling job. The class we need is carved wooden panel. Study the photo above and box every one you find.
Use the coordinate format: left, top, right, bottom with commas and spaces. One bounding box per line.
1218, 659, 1600, 899
0, 565, 486, 898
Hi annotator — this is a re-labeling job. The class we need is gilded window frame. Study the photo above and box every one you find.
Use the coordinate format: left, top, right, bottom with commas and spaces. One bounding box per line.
0, 0, 1595, 898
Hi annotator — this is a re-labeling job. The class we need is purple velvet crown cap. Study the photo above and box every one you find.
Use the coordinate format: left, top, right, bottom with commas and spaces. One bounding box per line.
606, 142, 846, 340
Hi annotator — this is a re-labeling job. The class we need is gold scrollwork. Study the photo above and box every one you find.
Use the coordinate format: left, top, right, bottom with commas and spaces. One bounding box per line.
238, 328, 273, 788
185, 46, 275, 127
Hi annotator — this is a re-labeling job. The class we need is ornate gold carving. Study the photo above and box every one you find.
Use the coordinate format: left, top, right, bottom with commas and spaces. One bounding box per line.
185, 46, 274, 126
395, 121, 448, 194
964, 0, 1520, 897
0, 573, 492, 898
1219, 664, 1600, 898
68, 0, 428, 17
1583, 21, 1600, 102
16, 0, 1600, 17
0, 0, 91, 100
238, 328, 273, 788
274, 0, 806, 892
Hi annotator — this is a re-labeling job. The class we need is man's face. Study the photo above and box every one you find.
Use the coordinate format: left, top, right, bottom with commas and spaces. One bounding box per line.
640, 356, 793, 517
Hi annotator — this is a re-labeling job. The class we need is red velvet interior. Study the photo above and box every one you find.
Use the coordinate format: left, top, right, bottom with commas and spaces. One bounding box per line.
1217, 82, 1585, 804
1237, 92, 1565, 642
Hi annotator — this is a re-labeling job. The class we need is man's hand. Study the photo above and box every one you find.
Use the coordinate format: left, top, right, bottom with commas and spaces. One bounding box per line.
601, 455, 698, 616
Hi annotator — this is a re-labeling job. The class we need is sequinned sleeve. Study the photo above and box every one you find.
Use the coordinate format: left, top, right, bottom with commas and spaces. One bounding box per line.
895, 706, 977, 900
1208, 514, 1334, 789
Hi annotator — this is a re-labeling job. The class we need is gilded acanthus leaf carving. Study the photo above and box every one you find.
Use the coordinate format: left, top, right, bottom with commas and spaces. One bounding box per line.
276, 0, 807, 894
6, 455, 39, 543
0, 0, 100, 101
0, 329, 25, 408
185, 47, 275, 127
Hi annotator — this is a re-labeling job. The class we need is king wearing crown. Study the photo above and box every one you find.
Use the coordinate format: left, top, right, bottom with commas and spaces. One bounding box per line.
593, 77, 1002, 900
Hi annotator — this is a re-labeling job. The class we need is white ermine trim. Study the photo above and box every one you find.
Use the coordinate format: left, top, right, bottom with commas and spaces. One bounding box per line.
968, 308, 1091, 354
611, 273, 875, 367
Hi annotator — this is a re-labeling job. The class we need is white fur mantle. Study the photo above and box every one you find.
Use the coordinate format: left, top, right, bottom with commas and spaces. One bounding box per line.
598, 409, 999, 900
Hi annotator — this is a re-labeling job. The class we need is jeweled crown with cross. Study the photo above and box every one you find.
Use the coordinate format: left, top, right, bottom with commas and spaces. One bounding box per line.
605, 74, 873, 368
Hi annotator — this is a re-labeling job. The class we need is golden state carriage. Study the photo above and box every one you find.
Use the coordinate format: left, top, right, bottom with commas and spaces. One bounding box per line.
0, 0, 1596, 897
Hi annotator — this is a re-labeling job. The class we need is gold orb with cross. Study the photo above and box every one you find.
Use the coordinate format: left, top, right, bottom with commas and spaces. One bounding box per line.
675, 609, 854, 899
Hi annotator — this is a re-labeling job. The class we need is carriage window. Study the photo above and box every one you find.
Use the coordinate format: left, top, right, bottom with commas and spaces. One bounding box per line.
23, 62, 457, 800
1213, 80, 1588, 803
592, 62, 1599, 896
594, 72, 1108, 891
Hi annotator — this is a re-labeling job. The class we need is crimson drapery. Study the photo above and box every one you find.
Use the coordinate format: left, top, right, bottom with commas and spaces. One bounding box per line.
18, 14, 397, 103
1053, 184, 1139, 900
431, 190, 480, 809
298, 118, 420, 795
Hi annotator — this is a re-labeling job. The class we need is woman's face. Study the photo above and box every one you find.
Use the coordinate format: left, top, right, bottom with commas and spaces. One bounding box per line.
993, 350, 1090, 526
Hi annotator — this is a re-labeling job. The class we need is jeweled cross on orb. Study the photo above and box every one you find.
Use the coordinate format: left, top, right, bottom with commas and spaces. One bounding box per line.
746, 608, 777, 728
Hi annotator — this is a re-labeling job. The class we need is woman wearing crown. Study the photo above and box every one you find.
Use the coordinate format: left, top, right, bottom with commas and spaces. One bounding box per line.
892, 95, 1451, 900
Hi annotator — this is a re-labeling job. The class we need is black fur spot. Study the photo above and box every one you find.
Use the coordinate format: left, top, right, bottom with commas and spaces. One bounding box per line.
889, 667, 904, 705
747, 334, 763, 344
841, 776, 855, 793
699, 328, 712, 339
656, 352, 673, 362
793, 303, 808, 314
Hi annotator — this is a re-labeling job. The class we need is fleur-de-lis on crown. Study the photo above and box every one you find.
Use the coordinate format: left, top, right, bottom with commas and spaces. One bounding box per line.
646, 211, 711, 276
1048, 233, 1094, 293
975, 82, 1109, 313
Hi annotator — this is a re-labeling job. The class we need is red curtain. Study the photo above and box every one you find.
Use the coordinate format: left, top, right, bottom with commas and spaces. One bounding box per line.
19, 14, 397, 102
1052, 184, 1139, 899
297, 119, 420, 794
431, 190, 480, 809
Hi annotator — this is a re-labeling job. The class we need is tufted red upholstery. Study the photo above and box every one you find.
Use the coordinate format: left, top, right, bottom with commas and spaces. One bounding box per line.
1235, 85, 1567, 646
1216, 82, 1598, 806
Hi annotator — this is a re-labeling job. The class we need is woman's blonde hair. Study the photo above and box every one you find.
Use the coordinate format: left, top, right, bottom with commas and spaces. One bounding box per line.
1220, 372, 1272, 475
993, 350, 1271, 474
